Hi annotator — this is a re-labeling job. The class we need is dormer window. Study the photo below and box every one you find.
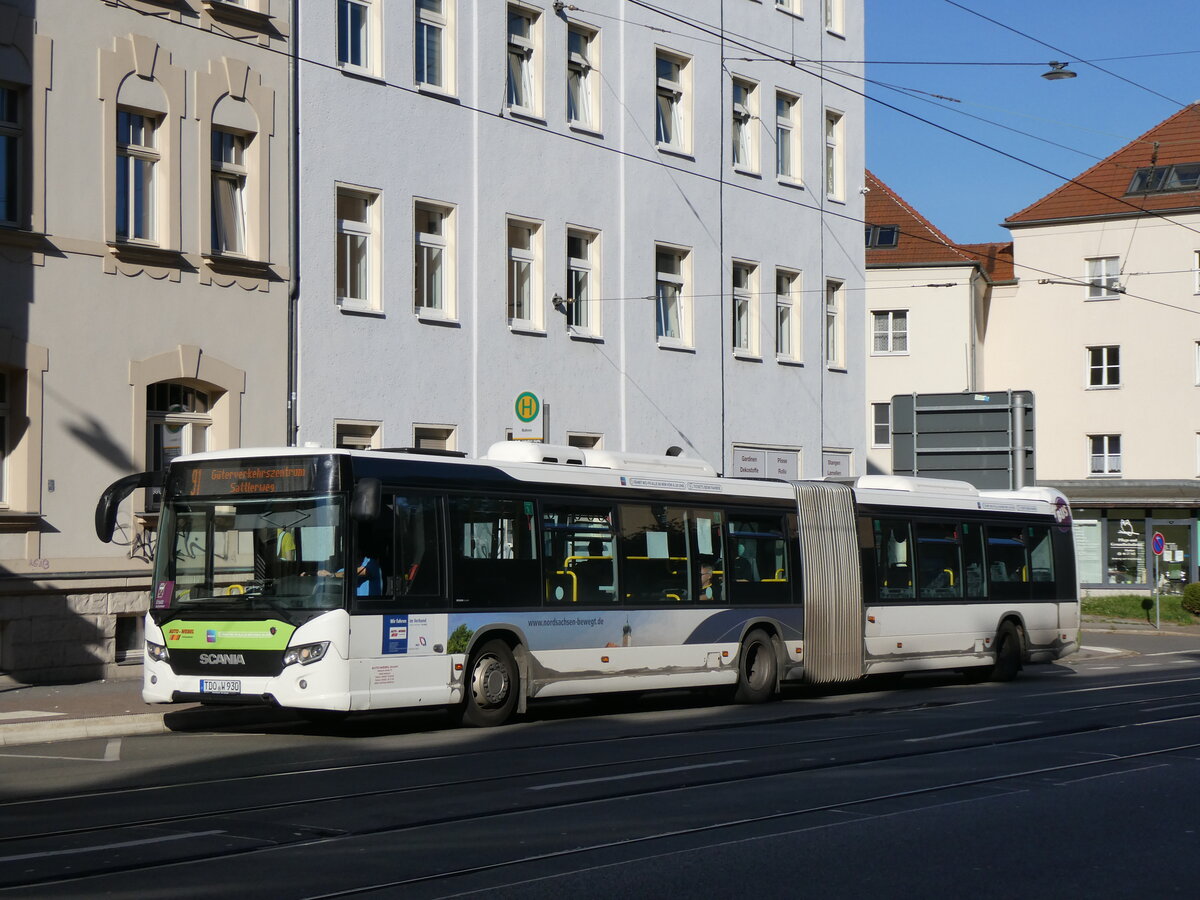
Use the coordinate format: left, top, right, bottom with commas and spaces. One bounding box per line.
865, 224, 899, 248
1126, 163, 1200, 195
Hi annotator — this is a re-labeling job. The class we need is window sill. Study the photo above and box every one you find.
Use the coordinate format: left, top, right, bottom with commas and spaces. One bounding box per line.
568, 328, 604, 343
337, 65, 386, 85
776, 356, 804, 367
0, 226, 47, 250
1086, 473, 1123, 479
825, 195, 847, 205
416, 310, 461, 327
506, 107, 547, 126
201, 0, 276, 32
108, 241, 187, 269
656, 145, 695, 162
777, 177, 804, 190
826, 28, 847, 40
657, 338, 695, 353
826, 365, 848, 373
568, 123, 604, 139
775, 6, 804, 19
1085, 385, 1121, 391
732, 166, 762, 179
0, 511, 43, 530
871, 351, 910, 358
733, 350, 763, 362
339, 301, 385, 318
416, 83, 460, 103
202, 253, 279, 280
508, 322, 547, 337
1085, 295, 1119, 302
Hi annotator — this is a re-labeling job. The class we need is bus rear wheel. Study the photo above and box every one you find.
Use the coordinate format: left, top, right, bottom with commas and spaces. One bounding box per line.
733, 629, 778, 704
991, 621, 1024, 682
462, 639, 520, 727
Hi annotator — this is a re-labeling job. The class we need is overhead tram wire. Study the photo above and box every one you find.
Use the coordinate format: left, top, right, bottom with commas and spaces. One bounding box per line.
111, 0, 1200, 319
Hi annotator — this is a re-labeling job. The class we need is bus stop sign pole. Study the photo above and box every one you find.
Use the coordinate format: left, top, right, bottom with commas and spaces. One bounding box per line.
1152, 532, 1166, 630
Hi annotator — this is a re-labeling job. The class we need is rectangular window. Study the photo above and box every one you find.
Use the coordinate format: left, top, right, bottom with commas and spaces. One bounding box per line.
337, 187, 378, 309
775, 268, 799, 359
414, 424, 456, 450
116, 110, 157, 242
211, 129, 247, 255
872, 310, 908, 354
507, 218, 541, 328
865, 225, 900, 248
543, 503, 617, 605
825, 279, 843, 367
916, 523, 963, 599
449, 495, 539, 607
335, 421, 380, 449
732, 261, 757, 354
507, 5, 538, 114
986, 525, 1029, 601
566, 228, 598, 335
0, 85, 21, 226
727, 513, 791, 605
1089, 434, 1122, 475
394, 494, 444, 601
1086, 256, 1120, 299
824, 110, 844, 200
731, 78, 756, 172
872, 402, 890, 447
655, 245, 689, 344
567, 25, 598, 129
874, 519, 913, 599
415, 200, 454, 317
1087, 345, 1120, 387
416, 0, 449, 89
337, 0, 372, 71
567, 432, 602, 450
825, 0, 844, 32
775, 91, 798, 181
655, 51, 688, 152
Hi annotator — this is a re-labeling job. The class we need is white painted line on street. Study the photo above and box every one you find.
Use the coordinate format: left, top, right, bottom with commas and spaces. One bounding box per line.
0, 711, 65, 721
105, 738, 122, 761
1144, 650, 1200, 657
905, 721, 1039, 743
530, 759, 748, 791
1142, 702, 1200, 712
0, 829, 225, 863
1081, 647, 1122, 656
1087, 666, 1120, 671
1055, 764, 1168, 786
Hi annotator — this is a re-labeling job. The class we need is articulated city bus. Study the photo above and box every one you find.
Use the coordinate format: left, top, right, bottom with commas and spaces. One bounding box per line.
96, 443, 1079, 726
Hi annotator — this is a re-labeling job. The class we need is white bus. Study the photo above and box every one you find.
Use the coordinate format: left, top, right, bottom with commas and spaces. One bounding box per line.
96, 443, 1079, 726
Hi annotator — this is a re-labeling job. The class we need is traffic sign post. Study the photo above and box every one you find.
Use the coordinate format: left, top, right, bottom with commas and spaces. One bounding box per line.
1152, 532, 1165, 630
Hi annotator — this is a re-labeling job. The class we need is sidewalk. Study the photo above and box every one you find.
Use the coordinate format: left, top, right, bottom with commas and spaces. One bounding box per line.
0, 617, 1194, 748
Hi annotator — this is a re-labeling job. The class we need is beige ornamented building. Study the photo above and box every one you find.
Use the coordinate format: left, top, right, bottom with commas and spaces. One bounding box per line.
0, 0, 290, 680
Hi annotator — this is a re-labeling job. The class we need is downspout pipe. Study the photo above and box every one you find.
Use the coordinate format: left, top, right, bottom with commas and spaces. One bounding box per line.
286, 0, 301, 446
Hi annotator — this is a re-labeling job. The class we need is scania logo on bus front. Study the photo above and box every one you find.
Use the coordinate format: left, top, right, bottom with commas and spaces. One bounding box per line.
199, 653, 246, 666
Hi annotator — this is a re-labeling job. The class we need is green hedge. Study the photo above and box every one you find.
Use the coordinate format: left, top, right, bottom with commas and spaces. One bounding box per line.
1183, 583, 1200, 616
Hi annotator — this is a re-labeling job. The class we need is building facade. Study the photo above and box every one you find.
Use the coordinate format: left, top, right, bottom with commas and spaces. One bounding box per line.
0, 0, 291, 680
295, 0, 866, 479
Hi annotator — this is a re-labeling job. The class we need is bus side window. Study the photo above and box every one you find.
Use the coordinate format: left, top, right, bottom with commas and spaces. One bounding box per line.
986, 525, 1031, 601
726, 514, 789, 605
618, 504, 691, 604
874, 519, 914, 600
1027, 525, 1055, 599
395, 494, 444, 603
915, 523, 962, 600
448, 495, 539, 607
543, 503, 617, 605
352, 496, 395, 603
961, 522, 987, 598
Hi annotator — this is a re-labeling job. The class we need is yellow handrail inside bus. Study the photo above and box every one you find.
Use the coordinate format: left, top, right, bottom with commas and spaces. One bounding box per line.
549, 570, 578, 603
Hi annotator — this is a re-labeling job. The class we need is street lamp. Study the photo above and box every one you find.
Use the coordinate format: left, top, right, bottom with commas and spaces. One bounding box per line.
1042, 61, 1077, 81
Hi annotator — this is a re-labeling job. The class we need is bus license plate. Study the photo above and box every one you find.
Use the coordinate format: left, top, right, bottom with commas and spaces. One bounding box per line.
200, 679, 241, 695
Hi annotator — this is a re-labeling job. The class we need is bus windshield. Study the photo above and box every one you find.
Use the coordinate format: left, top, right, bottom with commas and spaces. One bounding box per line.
153, 495, 347, 615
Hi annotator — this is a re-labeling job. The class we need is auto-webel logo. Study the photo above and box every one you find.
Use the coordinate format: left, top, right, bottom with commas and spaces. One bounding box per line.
199, 653, 246, 665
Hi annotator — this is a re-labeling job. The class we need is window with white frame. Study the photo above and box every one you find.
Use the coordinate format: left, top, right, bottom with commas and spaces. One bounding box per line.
732, 261, 758, 354
655, 51, 688, 152
414, 424, 456, 450
775, 0, 796, 11
566, 228, 599, 335
337, 0, 374, 72
872, 310, 908, 354
507, 218, 542, 328
1086, 256, 1120, 299
775, 268, 799, 360
825, 0, 844, 33
1087, 345, 1120, 388
0, 85, 22, 226
0, 370, 7, 502
872, 403, 891, 448
335, 421, 380, 450
1196, 341, 1200, 386
825, 279, 844, 367
731, 78, 757, 172
1088, 434, 1121, 475
507, 5, 539, 115
211, 129, 248, 256
567, 25, 598, 130
416, 0, 452, 90
1195, 250, 1200, 294
775, 91, 798, 181
147, 383, 210, 477
337, 187, 379, 309
655, 245, 689, 344
824, 110, 844, 201
415, 200, 454, 317
116, 109, 158, 242
567, 432, 603, 450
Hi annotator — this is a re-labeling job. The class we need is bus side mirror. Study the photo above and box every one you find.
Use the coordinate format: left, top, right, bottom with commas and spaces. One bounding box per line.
95, 471, 162, 542
351, 478, 382, 522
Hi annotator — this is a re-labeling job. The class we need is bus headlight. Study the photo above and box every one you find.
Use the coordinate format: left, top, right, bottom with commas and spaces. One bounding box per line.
146, 641, 169, 663
283, 641, 330, 667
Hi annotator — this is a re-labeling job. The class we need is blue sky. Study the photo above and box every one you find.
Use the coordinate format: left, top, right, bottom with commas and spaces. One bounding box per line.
864, 0, 1200, 243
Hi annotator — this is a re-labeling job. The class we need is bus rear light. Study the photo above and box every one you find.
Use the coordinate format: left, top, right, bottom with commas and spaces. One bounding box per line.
896, 642, 903, 648
722, 650, 729, 658
454, 663, 463, 671
867, 615, 876, 623
601, 656, 610, 663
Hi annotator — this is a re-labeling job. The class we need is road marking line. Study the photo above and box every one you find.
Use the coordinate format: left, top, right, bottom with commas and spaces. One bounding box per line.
0, 711, 66, 721
1142, 702, 1200, 712
104, 738, 122, 761
0, 829, 225, 863
905, 721, 1039, 743
1055, 764, 1168, 786
530, 759, 747, 791
0, 738, 123, 763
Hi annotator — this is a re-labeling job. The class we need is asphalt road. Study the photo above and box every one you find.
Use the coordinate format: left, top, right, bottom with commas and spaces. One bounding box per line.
2, 628, 1199, 898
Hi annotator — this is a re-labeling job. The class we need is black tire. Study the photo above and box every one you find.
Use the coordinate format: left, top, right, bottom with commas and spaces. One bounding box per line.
462, 639, 520, 727
733, 629, 778, 704
991, 621, 1024, 682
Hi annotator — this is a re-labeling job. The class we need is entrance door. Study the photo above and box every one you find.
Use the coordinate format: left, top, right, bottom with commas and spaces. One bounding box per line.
1148, 520, 1194, 595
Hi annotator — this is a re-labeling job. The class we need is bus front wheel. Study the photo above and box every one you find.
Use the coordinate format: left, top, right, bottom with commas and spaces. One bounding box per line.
463, 639, 520, 727
733, 629, 778, 704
